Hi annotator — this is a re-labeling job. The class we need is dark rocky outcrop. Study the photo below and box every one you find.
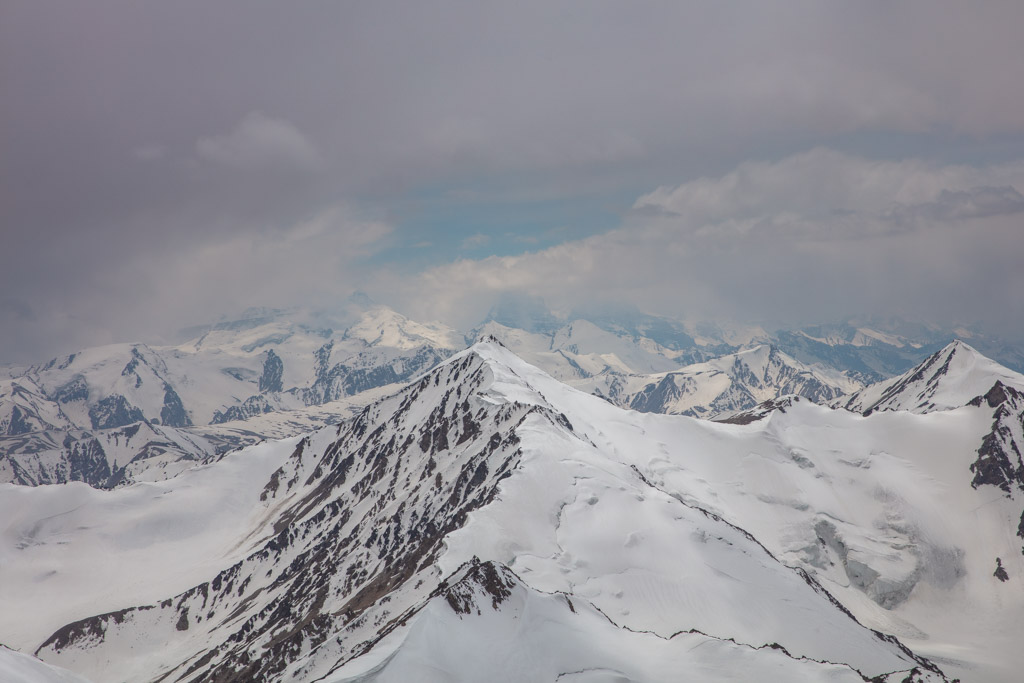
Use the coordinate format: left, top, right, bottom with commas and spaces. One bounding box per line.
969, 382, 1024, 497
160, 383, 191, 427
88, 395, 145, 430
53, 376, 89, 404
258, 350, 284, 394
211, 395, 274, 424
6, 405, 33, 435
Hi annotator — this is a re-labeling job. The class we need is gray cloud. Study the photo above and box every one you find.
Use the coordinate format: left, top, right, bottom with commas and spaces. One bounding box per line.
3, 2, 1024, 361
905, 186, 1024, 223
196, 112, 321, 171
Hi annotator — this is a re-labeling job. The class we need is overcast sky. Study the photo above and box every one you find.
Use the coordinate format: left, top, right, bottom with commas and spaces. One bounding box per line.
3, 1, 1024, 363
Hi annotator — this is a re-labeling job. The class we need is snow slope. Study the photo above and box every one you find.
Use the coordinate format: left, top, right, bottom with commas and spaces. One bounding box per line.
326, 562, 928, 683
0, 646, 92, 683
10, 342, 1018, 680
0, 434, 304, 653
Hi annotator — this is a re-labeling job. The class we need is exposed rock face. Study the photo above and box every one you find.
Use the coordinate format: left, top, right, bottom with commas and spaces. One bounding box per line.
994, 558, 1009, 582
967, 382, 1024, 553
0, 377, 73, 436
312, 340, 334, 388
443, 559, 516, 615
258, 350, 284, 394
160, 383, 191, 427
969, 382, 1024, 496
53, 376, 88, 404
865, 347, 957, 416
88, 395, 145, 430
0, 421, 218, 488
210, 395, 275, 424
629, 373, 699, 414
7, 406, 33, 435
65, 436, 113, 486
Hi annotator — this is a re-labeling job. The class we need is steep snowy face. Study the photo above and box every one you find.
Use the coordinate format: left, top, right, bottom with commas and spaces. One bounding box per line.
13, 341, 966, 683
836, 340, 1024, 415
579, 344, 859, 419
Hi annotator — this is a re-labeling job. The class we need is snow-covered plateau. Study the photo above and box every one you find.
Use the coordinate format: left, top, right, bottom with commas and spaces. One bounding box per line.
1, 338, 1022, 682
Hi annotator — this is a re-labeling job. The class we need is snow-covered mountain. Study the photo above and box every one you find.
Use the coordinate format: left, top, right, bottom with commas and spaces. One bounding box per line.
578, 344, 861, 419
835, 340, 1024, 415
773, 320, 1024, 384
0, 304, 460, 488
832, 340, 1024, 570
474, 319, 697, 381
5, 297, 1023, 496
469, 319, 861, 420
0, 386, 395, 488
4, 340, 1022, 681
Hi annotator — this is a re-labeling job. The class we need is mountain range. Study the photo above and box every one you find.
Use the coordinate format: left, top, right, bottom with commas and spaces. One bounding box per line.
8, 299, 1021, 493
1, 329, 1023, 681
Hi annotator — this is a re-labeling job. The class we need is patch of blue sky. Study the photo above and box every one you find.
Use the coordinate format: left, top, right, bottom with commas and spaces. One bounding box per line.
368, 183, 636, 268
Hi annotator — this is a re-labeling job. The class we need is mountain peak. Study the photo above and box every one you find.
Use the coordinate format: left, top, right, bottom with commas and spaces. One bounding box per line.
472, 333, 511, 350
344, 306, 463, 350
837, 339, 1024, 415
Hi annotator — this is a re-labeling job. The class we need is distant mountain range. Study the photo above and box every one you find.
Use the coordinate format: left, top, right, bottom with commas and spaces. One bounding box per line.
3, 298, 1022, 492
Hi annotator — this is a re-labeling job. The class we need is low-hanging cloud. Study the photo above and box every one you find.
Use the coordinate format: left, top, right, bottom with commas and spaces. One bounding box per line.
0, 204, 392, 364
